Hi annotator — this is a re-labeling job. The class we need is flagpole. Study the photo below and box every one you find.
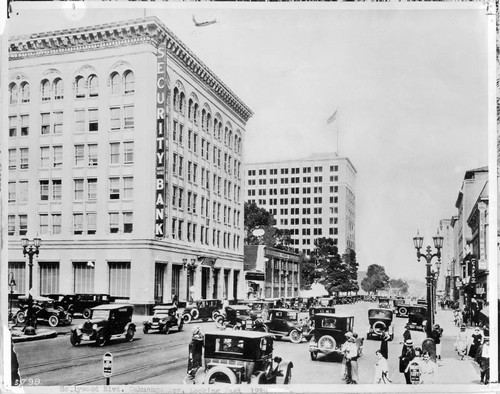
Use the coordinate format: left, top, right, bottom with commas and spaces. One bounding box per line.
336, 109, 339, 156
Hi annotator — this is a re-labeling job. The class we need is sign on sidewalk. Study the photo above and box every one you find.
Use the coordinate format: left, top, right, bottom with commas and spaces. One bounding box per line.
103, 352, 113, 378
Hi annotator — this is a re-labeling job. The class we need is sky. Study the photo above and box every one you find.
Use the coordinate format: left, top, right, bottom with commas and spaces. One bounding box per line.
7, 3, 490, 283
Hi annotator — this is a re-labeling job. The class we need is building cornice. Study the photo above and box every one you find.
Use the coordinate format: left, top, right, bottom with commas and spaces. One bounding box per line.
9, 16, 253, 123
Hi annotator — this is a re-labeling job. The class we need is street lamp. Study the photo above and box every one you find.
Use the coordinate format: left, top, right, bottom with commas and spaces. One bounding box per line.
21, 237, 41, 335
8, 272, 16, 323
183, 258, 197, 303
413, 230, 443, 337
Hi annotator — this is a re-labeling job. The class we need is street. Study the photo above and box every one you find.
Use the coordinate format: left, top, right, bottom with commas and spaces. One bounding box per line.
13, 301, 480, 386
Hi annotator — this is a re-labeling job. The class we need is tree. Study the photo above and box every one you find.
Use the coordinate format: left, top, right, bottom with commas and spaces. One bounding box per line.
361, 264, 390, 294
311, 238, 351, 294
389, 278, 409, 295
342, 248, 359, 293
244, 202, 275, 245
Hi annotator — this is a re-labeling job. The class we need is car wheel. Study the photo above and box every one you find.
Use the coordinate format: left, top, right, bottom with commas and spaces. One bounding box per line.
82, 308, 92, 319
143, 326, 149, 334
16, 311, 26, 324
318, 335, 336, 352
289, 329, 303, 344
96, 332, 107, 347
191, 309, 199, 320
70, 331, 81, 346
204, 366, 237, 384
212, 311, 220, 321
66, 314, 73, 325
215, 316, 225, 329
126, 327, 135, 342
48, 315, 59, 327
233, 324, 242, 331
399, 307, 407, 316
68, 304, 75, 315
310, 351, 318, 361
182, 313, 192, 324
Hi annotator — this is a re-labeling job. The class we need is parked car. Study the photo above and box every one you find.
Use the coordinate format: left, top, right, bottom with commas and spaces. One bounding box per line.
44, 293, 112, 318
309, 306, 336, 318
366, 308, 394, 340
407, 306, 427, 331
317, 297, 336, 307
70, 304, 136, 347
182, 299, 223, 323
247, 300, 274, 321
263, 309, 309, 344
215, 305, 255, 330
191, 330, 293, 384
143, 305, 183, 334
394, 302, 412, 318
16, 296, 72, 327
309, 313, 354, 361
377, 297, 391, 308
416, 298, 427, 305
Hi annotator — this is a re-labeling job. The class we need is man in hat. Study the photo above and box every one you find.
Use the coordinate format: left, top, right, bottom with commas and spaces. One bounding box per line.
431, 324, 443, 361
344, 335, 359, 384
399, 339, 416, 384
474, 336, 490, 384
341, 332, 353, 381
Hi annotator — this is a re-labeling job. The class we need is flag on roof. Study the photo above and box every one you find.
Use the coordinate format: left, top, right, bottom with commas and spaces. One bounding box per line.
327, 109, 337, 124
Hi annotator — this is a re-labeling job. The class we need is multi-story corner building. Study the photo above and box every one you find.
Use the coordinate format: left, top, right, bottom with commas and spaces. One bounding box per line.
245, 154, 356, 256
451, 166, 488, 309
7, 16, 253, 313
439, 218, 454, 299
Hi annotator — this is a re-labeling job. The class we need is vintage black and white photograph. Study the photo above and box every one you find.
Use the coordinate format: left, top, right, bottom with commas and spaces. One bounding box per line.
2, 1, 496, 391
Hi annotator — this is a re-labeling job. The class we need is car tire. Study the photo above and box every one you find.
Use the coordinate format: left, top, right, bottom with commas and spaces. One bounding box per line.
204, 366, 238, 384
68, 304, 75, 315
212, 311, 220, 321
318, 335, 336, 352
250, 372, 266, 384
82, 308, 92, 319
310, 351, 318, 361
289, 329, 303, 344
70, 331, 81, 346
191, 309, 199, 320
16, 311, 26, 324
143, 326, 149, 334
215, 316, 225, 329
182, 313, 192, 324
96, 332, 107, 347
399, 307, 407, 316
48, 315, 59, 327
373, 321, 387, 335
126, 327, 135, 342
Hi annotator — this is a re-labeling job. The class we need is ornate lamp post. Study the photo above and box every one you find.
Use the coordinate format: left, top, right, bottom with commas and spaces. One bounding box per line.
8, 272, 16, 323
413, 230, 443, 337
183, 258, 197, 303
21, 237, 41, 334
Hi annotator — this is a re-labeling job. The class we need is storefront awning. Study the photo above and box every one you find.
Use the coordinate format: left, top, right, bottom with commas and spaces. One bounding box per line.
245, 271, 265, 281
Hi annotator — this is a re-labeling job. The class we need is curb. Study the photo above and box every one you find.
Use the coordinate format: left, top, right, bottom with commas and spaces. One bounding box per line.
12, 329, 58, 343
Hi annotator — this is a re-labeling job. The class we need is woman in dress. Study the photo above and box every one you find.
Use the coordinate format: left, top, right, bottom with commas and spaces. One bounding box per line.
373, 350, 389, 384
455, 324, 468, 360
468, 327, 483, 358
380, 330, 390, 359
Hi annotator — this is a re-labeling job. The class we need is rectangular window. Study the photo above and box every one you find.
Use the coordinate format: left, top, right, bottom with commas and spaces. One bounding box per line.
19, 181, 28, 202
73, 213, 83, 234
110, 143, 120, 164
40, 147, 50, 168
124, 106, 134, 129
53, 146, 62, 168
193, 164, 198, 183
178, 220, 183, 240
109, 212, 119, 234
41, 113, 50, 134
110, 107, 121, 130
9, 116, 17, 137
73, 262, 95, 293
193, 133, 198, 153
8, 215, 15, 235
75, 110, 85, 133
123, 177, 133, 199
173, 153, 178, 174
52, 213, 61, 234
89, 109, 98, 132
87, 212, 97, 235
74, 179, 84, 200
72, 144, 84, 167
88, 144, 98, 166
21, 115, 29, 136
87, 178, 97, 200
39, 262, 59, 294
20, 148, 29, 169
53, 111, 63, 134
178, 124, 184, 145
39, 214, 49, 234
8, 182, 16, 202
40, 180, 49, 200
108, 262, 131, 298
124, 142, 134, 164
179, 156, 184, 177
123, 212, 133, 233
9, 149, 17, 170
109, 177, 120, 199
52, 179, 62, 200
9, 261, 26, 293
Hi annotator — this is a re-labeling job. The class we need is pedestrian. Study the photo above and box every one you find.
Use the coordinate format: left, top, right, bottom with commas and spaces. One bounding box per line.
419, 351, 438, 384
373, 350, 390, 384
380, 330, 390, 359
453, 309, 460, 326
455, 324, 468, 360
399, 339, 416, 384
403, 324, 412, 343
468, 327, 483, 358
431, 324, 443, 361
344, 336, 359, 384
187, 326, 204, 378
474, 336, 490, 384
172, 294, 179, 308
340, 332, 352, 381
405, 347, 423, 384
353, 332, 364, 357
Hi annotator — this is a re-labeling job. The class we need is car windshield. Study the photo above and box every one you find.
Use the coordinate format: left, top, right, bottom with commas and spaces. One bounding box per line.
236, 309, 249, 316
92, 310, 110, 320
155, 311, 170, 318
216, 338, 244, 354
286, 312, 298, 321
321, 317, 337, 328
369, 310, 392, 319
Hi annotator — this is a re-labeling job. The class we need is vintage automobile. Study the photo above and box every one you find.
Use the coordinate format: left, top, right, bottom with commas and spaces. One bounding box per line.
262, 309, 309, 344
70, 304, 136, 347
317, 297, 336, 307
309, 313, 355, 361
15, 295, 72, 327
143, 305, 183, 334
215, 305, 257, 330
44, 293, 112, 318
407, 305, 428, 331
394, 301, 412, 318
247, 300, 274, 321
191, 330, 293, 384
366, 308, 394, 340
416, 298, 427, 305
309, 306, 336, 318
377, 297, 391, 309
182, 299, 223, 323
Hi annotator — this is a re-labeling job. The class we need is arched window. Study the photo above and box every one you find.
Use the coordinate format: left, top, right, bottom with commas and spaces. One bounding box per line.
54, 78, 64, 100
173, 87, 179, 111
201, 109, 206, 129
218, 123, 222, 140
229, 131, 233, 149
9, 83, 18, 104
20, 82, 30, 103
224, 127, 228, 145
188, 99, 193, 119
234, 135, 239, 153
179, 92, 185, 114
75, 76, 86, 98
206, 113, 212, 131
193, 103, 198, 123
110, 72, 121, 95
124, 71, 134, 94
88, 75, 98, 97
213, 119, 218, 138
41, 79, 51, 101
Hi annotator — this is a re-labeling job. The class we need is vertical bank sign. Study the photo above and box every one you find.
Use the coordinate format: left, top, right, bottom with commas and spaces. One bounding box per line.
155, 42, 167, 237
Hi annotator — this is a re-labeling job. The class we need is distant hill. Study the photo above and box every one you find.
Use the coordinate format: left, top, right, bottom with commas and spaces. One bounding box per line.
406, 279, 426, 298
